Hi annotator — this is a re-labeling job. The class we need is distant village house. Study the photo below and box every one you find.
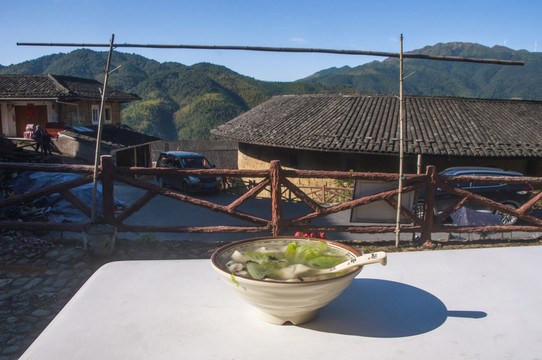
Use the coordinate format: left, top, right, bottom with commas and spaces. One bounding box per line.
0, 74, 160, 166
212, 94, 542, 178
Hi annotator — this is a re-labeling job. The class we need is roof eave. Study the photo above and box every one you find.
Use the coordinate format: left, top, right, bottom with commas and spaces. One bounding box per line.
0, 97, 60, 101
110, 140, 163, 153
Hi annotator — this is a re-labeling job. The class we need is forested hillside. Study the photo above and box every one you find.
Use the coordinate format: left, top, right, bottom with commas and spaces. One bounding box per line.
2, 42, 541, 140
0, 49, 357, 140
300, 42, 542, 100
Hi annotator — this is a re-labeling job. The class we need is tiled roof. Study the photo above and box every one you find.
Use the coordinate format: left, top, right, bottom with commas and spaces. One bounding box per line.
0, 74, 140, 102
61, 125, 161, 150
211, 94, 542, 158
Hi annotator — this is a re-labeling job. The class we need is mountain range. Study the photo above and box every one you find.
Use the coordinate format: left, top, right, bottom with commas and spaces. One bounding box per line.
1, 42, 541, 140
301, 42, 542, 100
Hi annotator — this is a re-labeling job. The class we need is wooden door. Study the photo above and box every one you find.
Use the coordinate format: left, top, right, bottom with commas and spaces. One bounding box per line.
15, 105, 47, 137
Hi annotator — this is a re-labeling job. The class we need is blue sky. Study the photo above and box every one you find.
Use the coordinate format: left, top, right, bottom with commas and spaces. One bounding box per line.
1, 0, 540, 81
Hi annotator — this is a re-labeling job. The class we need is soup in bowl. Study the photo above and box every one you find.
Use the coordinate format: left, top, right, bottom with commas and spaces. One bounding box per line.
211, 236, 364, 325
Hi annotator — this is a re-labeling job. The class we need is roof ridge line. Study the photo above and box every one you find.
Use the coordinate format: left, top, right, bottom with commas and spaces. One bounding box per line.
48, 74, 72, 97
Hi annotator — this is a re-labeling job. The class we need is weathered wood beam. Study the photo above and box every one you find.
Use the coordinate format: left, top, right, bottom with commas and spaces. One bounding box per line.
269, 160, 283, 236
114, 190, 158, 225
0, 161, 94, 174
59, 189, 92, 219
438, 182, 542, 226
0, 174, 94, 208
112, 173, 269, 225
227, 178, 270, 212
0, 221, 83, 232
116, 224, 269, 233
281, 177, 323, 213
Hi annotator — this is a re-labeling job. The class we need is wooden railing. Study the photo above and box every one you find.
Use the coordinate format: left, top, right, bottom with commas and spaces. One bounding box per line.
225, 179, 354, 205
1, 156, 542, 245
284, 184, 353, 204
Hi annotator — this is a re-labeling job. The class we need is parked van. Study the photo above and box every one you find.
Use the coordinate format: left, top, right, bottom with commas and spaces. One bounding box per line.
416, 167, 533, 225
155, 151, 221, 193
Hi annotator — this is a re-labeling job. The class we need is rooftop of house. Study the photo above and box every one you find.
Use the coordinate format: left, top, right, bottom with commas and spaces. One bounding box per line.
60, 124, 161, 150
0, 74, 141, 102
211, 94, 542, 158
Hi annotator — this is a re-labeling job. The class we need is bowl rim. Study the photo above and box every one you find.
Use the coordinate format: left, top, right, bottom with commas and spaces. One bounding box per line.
210, 236, 363, 284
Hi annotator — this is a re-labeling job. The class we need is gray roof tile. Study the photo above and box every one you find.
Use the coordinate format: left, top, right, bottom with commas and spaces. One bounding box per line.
211, 94, 542, 158
61, 125, 160, 149
0, 74, 140, 102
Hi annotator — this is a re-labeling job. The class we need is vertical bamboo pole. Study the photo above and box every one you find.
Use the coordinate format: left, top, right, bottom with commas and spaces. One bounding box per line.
91, 34, 115, 221
101, 155, 115, 223
395, 34, 405, 247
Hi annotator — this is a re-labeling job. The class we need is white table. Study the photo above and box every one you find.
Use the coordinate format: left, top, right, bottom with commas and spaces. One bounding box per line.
21, 246, 542, 359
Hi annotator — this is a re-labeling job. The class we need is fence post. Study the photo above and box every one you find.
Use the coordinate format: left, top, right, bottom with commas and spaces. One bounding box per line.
420, 165, 437, 245
269, 160, 283, 236
101, 155, 115, 223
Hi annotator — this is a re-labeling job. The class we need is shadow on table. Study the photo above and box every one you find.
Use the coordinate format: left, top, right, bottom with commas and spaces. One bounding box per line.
301, 278, 487, 338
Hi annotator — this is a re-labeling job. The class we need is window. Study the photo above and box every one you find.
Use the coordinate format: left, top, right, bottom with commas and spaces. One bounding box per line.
91, 105, 99, 125
104, 107, 112, 123
172, 156, 181, 167
91, 105, 112, 124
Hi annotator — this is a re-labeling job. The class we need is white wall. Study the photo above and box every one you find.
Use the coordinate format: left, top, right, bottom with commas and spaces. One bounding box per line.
0, 101, 57, 136
1, 103, 16, 136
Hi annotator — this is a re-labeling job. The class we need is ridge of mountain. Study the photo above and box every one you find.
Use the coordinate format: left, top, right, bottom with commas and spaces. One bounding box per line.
299, 42, 541, 100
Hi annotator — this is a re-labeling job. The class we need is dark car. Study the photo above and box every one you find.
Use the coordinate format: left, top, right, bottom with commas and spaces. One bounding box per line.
416, 167, 533, 225
156, 151, 221, 193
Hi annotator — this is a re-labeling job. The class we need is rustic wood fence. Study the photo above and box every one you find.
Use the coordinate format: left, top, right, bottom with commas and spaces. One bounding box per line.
1, 156, 542, 245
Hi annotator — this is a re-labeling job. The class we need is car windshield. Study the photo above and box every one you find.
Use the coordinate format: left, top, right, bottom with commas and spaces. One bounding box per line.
180, 157, 211, 169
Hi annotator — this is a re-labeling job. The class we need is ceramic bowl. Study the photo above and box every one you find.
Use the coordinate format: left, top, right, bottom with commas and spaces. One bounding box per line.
210, 236, 363, 325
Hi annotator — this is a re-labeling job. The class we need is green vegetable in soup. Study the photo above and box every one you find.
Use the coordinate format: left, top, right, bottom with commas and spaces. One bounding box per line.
296, 246, 321, 261
285, 241, 328, 261
244, 250, 272, 264
246, 261, 285, 280
230, 273, 240, 287
284, 242, 298, 259
244, 250, 286, 265
246, 262, 268, 279
306, 256, 343, 269
231, 240, 348, 281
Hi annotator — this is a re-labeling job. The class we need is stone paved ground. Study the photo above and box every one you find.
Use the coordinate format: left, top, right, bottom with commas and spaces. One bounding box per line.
0, 233, 223, 360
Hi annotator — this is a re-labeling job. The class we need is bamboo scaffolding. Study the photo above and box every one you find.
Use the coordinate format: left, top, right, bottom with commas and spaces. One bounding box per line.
17, 36, 526, 246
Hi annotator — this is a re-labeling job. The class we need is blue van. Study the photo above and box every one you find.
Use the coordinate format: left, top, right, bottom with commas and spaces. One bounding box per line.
416, 167, 533, 225
156, 151, 221, 193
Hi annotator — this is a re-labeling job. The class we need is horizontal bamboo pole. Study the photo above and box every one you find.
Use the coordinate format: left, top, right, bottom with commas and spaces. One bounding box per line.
17, 42, 525, 66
